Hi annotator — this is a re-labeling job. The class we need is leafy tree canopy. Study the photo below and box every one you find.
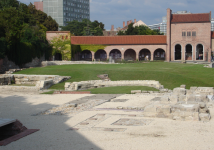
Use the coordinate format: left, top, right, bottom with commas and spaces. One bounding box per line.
61, 19, 104, 36
0, 0, 54, 66
118, 23, 164, 35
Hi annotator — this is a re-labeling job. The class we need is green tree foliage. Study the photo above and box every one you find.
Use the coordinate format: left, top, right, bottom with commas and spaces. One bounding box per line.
51, 34, 71, 60
0, 0, 53, 66
61, 19, 104, 36
28, 3, 58, 31
118, 23, 164, 35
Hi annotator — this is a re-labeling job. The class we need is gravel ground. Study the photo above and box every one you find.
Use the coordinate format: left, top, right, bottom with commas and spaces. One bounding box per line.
1, 92, 214, 150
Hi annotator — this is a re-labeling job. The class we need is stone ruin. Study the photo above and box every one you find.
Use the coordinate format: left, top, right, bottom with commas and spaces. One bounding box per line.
0, 74, 71, 90
143, 85, 213, 122
65, 80, 164, 91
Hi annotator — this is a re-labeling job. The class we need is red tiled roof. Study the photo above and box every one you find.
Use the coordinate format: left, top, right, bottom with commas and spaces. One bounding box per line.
212, 31, 214, 39
71, 35, 167, 45
171, 13, 210, 23
46, 31, 70, 33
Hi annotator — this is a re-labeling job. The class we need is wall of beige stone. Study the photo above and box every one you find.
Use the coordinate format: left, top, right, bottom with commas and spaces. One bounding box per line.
65, 80, 164, 91
212, 39, 214, 51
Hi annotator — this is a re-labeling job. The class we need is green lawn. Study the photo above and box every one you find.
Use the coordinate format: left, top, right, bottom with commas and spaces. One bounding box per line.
14, 62, 214, 90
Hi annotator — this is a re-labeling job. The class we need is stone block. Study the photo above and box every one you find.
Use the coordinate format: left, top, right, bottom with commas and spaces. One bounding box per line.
190, 86, 197, 92
199, 113, 211, 121
141, 91, 148, 93
186, 94, 196, 102
156, 105, 171, 114
195, 94, 209, 103
199, 107, 209, 113
195, 87, 214, 95
131, 90, 141, 94
169, 95, 178, 103
160, 96, 169, 104
180, 85, 186, 89
207, 95, 214, 101
178, 95, 187, 102
173, 88, 186, 96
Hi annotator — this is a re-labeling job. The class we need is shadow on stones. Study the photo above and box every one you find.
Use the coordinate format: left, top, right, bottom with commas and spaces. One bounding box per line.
0, 95, 102, 150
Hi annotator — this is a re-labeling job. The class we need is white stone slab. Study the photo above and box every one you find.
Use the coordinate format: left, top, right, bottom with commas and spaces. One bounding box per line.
0, 118, 16, 127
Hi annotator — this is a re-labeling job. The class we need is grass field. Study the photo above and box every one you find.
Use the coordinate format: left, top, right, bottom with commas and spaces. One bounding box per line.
15, 62, 214, 91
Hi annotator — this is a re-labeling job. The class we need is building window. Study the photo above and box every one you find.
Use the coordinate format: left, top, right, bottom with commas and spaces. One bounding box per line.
182, 32, 186, 37
187, 32, 191, 37
192, 31, 196, 36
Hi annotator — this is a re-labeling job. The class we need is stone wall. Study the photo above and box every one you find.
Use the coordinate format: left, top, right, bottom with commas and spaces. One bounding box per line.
0, 74, 71, 91
41, 61, 110, 67
65, 80, 164, 91
1, 56, 45, 74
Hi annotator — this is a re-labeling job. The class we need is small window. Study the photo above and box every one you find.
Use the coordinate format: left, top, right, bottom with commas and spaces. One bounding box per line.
182, 32, 186, 37
192, 31, 196, 36
187, 32, 191, 36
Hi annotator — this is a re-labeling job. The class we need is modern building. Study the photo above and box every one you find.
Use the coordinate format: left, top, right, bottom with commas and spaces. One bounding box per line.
34, 0, 90, 26
211, 18, 214, 31
70, 9, 213, 63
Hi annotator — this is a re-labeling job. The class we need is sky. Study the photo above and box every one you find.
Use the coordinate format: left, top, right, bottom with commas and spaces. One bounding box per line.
20, 0, 214, 30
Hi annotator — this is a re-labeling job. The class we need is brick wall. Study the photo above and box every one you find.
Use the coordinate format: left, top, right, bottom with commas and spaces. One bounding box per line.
171, 22, 211, 62
46, 31, 70, 42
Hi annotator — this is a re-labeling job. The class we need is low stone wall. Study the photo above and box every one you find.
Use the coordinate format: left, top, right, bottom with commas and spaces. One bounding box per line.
0, 74, 71, 91
0, 56, 45, 74
41, 61, 111, 67
65, 80, 164, 91
0, 74, 70, 85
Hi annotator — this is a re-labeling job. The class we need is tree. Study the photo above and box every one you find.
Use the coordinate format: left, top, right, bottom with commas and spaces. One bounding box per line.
28, 3, 58, 31
61, 19, 104, 36
118, 23, 164, 36
50, 34, 71, 60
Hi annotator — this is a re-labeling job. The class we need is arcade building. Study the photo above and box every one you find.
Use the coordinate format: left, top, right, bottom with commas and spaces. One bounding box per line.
70, 8, 214, 62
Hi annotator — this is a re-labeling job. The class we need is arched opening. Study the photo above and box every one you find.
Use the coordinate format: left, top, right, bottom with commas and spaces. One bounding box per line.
124, 49, 136, 61
109, 49, 121, 61
154, 49, 165, 60
79, 50, 92, 61
139, 49, 151, 61
196, 44, 203, 60
54, 53, 62, 61
185, 44, 192, 60
95, 49, 107, 61
175, 44, 182, 60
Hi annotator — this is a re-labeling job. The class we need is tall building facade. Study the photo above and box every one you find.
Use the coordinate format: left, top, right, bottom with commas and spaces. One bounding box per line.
34, 0, 90, 27
211, 18, 214, 31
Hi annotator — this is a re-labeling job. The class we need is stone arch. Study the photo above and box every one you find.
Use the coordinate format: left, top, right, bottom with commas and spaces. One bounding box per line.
124, 49, 136, 61
95, 49, 107, 61
54, 53, 62, 61
196, 44, 204, 61
175, 44, 182, 60
79, 50, 92, 61
139, 49, 151, 61
185, 44, 193, 60
154, 48, 165, 60
109, 49, 122, 61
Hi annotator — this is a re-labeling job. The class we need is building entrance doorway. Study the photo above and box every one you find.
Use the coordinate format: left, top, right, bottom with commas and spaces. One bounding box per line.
196, 44, 203, 60
175, 44, 182, 60
185, 44, 192, 60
